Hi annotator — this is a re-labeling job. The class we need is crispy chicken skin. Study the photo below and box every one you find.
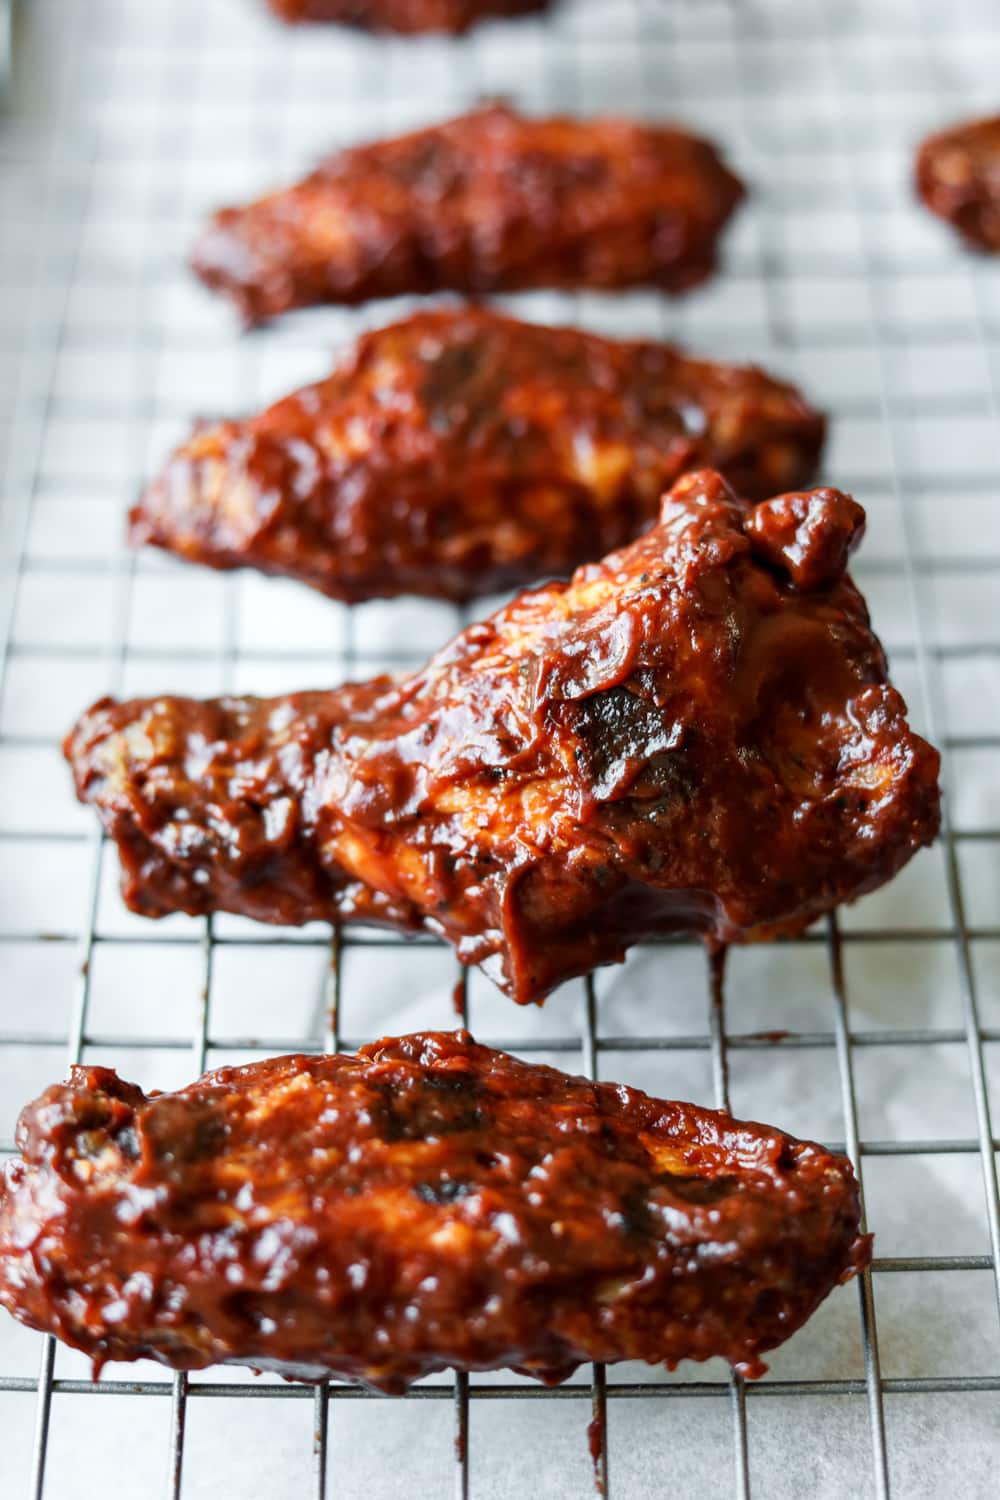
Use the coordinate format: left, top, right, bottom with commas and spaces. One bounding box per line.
131, 308, 825, 605
915, 114, 1000, 251
67, 471, 941, 1005
265, 0, 547, 32
0, 1032, 871, 1390
191, 105, 745, 324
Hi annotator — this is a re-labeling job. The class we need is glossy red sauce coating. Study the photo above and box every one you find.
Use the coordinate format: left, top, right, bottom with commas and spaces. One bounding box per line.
0, 1032, 871, 1392
265, 0, 547, 31
131, 307, 825, 605
915, 114, 1000, 251
745, 488, 864, 592
191, 105, 745, 324
66, 471, 941, 1005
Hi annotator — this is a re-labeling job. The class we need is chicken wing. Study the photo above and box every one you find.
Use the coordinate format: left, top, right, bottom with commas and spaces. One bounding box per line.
265, 0, 547, 32
915, 114, 1000, 251
67, 471, 941, 1005
0, 1031, 871, 1390
191, 105, 745, 324
131, 307, 825, 604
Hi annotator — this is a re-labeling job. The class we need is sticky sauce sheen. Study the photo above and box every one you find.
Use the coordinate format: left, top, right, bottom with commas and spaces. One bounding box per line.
0, 1032, 871, 1392
67, 471, 941, 1006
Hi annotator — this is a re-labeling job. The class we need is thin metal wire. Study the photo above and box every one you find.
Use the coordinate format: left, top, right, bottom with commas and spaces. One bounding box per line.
12, 634, 1000, 668
166, 916, 213, 1500
3, 11, 104, 1493
0, 1022, 996, 1055
306, 497, 362, 1500
7, 920, 1000, 950
826, 915, 890, 1499
307, 931, 344, 1500
27, 1340, 56, 1500
2, 2, 1000, 1497
707, 954, 751, 1500
0, 145, 89, 696
815, 23, 1000, 1493
453, 1369, 470, 1500
453, 969, 472, 1500
312, 1377, 330, 1500
166, 418, 243, 1500
811, 27, 1000, 1500
582, 975, 610, 1498
817, 8, 1000, 1347
4, 1370, 1000, 1401
109, 18, 222, 1499
916, 0, 1000, 466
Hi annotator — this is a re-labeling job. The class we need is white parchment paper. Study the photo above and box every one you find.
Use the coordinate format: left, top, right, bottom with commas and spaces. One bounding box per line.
1, 0, 999, 1494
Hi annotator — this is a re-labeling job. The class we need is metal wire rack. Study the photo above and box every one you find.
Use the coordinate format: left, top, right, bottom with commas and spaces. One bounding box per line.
0, 0, 999, 1495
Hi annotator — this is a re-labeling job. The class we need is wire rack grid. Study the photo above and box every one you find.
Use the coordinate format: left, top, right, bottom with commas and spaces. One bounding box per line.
0, 0, 999, 1495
